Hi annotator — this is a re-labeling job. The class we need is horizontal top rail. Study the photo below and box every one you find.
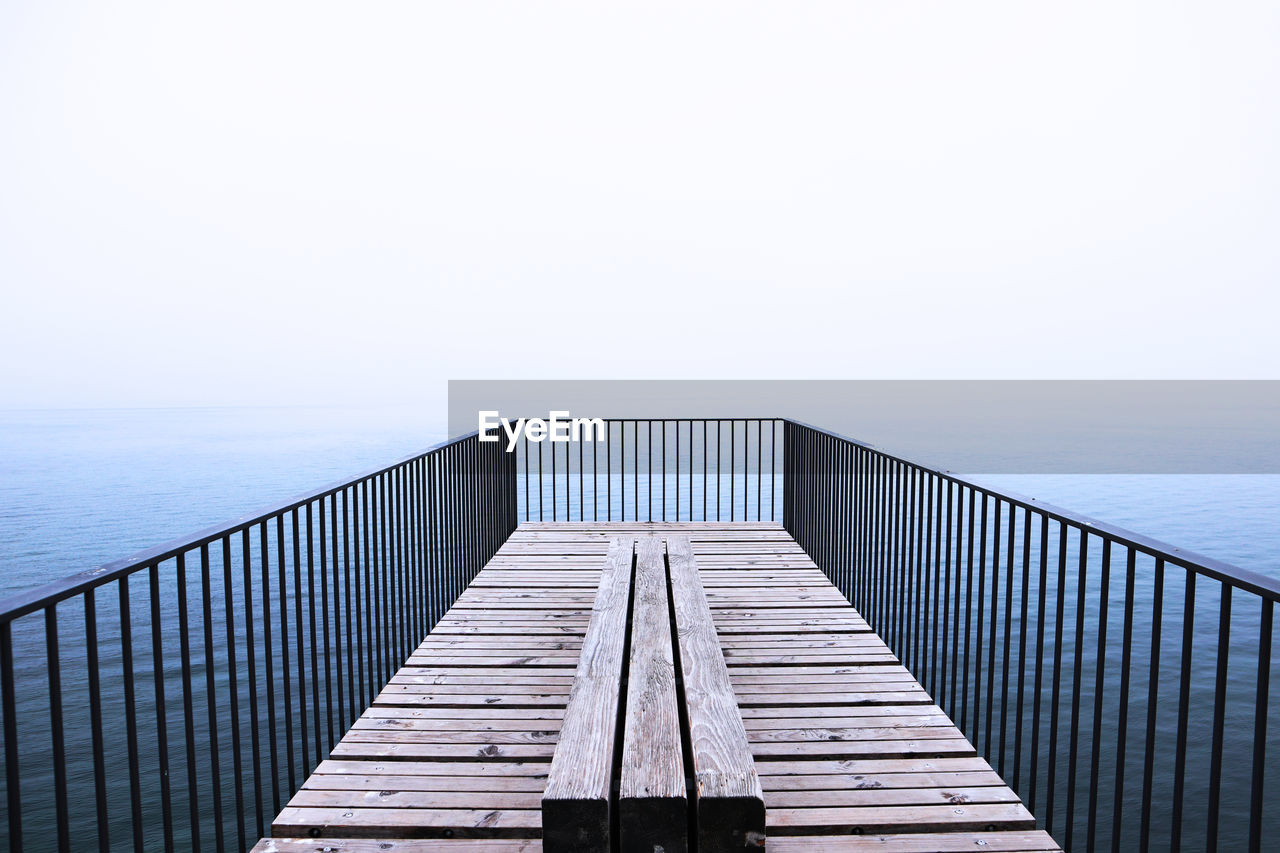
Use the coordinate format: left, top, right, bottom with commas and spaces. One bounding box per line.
0, 429, 481, 624
785, 417, 1280, 602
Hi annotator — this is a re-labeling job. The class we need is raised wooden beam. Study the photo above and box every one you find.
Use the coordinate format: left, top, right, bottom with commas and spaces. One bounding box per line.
541, 537, 634, 852
667, 535, 766, 852
619, 536, 688, 852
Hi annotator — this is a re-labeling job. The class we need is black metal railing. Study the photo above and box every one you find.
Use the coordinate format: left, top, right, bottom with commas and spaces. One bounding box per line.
0, 432, 517, 853
783, 419, 1278, 853
4, 416, 1276, 852
513, 418, 784, 522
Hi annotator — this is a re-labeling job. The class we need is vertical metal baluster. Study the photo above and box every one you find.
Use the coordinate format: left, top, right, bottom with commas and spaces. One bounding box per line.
715, 420, 721, 522
1013, 507, 1032, 792
984, 496, 999, 758
831, 439, 843, 594
939, 480, 953, 713
404, 464, 414, 667
343, 489, 355, 724
998, 501, 1015, 778
46, 605, 71, 852
451, 446, 460, 616
865, 453, 881, 660
1046, 522, 1068, 835
330, 493, 344, 735
917, 468, 928, 684
872, 450, 882, 634
391, 468, 403, 670
150, 563, 175, 849
361, 479, 374, 706
662, 420, 668, 522
1110, 548, 1136, 853
747, 417, 757, 517
220, 537, 246, 852
201, 544, 226, 852
730, 419, 735, 522
1, 620, 20, 851
770, 420, 776, 522
895, 463, 908, 664
1028, 513, 1048, 815
1087, 540, 1112, 853
912, 467, 923, 671
278, 515, 296, 796
930, 473, 943, 700
84, 590, 109, 852
904, 464, 915, 666
471, 440, 480, 586
1138, 558, 1164, 852
261, 520, 280, 818
689, 420, 695, 521
307, 502, 323, 769
120, 576, 144, 852
885, 456, 897, 646
1065, 529, 1089, 850
842, 442, 853, 607
465, 442, 475, 587
974, 493, 990, 752
845, 442, 856, 601
648, 420, 653, 523
1170, 571, 1196, 851
429, 455, 439, 630
445, 447, 457, 624
815, 431, 824, 572
675, 421, 681, 522
240, 533, 263, 840
559, 434, 568, 526
291, 509, 309, 780
1205, 585, 1232, 852
961, 489, 976, 734
377, 473, 390, 688
176, 552, 201, 850
416, 458, 427, 655
977, 489, 998, 753
1248, 598, 1272, 853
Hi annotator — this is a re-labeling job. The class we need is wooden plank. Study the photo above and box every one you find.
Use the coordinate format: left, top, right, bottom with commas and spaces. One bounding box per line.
254, 840, 545, 852
766, 831, 1061, 851
619, 536, 688, 852
259, 521, 1057, 851
540, 537, 633, 852
272, 806, 540, 838
667, 536, 765, 852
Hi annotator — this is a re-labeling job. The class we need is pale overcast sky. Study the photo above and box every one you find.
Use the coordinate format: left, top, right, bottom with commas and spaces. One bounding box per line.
1, 2, 1277, 409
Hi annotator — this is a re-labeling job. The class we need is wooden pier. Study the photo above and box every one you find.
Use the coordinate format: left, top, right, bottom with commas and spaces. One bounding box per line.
253, 522, 1060, 852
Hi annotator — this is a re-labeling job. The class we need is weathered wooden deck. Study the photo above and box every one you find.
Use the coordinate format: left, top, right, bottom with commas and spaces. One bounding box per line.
254, 522, 1060, 852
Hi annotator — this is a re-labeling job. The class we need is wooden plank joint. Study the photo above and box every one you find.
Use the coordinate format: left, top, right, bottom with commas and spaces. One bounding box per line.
543, 535, 763, 852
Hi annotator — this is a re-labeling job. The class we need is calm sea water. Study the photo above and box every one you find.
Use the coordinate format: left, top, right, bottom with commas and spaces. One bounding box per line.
0, 406, 447, 601
0, 408, 1276, 850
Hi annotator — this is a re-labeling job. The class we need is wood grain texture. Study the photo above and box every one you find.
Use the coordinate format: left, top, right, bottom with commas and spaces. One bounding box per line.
261, 522, 1057, 853
667, 535, 766, 852
540, 537, 633, 852
619, 535, 687, 852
